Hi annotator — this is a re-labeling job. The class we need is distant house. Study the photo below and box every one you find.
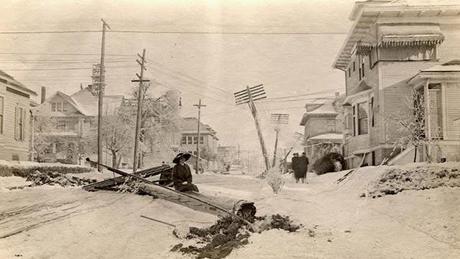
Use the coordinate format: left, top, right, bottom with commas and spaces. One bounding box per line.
333, 0, 460, 167
0, 70, 37, 161
36, 85, 123, 164
179, 117, 218, 156
300, 94, 344, 164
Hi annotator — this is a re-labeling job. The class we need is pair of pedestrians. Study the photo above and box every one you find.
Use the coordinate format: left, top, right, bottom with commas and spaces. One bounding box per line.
291, 152, 309, 183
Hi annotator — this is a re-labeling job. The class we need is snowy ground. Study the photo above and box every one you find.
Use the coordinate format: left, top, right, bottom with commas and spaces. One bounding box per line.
0, 164, 459, 258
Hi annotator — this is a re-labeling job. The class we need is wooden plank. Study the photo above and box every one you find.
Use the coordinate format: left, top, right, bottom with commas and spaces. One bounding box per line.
82, 165, 171, 191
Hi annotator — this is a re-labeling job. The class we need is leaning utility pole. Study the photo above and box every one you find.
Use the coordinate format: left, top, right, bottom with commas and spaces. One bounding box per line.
193, 99, 206, 174
97, 19, 110, 172
270, 113, 289, 167
132, 49, 149, 173
234, 84, 270, 172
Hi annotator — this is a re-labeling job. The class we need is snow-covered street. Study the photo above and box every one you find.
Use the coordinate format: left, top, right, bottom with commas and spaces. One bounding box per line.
1, 165, 459, 259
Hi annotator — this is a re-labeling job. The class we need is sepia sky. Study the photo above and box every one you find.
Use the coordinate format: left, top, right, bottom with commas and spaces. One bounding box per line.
0, 0, 355, 152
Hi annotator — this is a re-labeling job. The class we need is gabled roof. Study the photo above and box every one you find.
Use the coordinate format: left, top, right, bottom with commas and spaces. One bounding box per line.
180, 117, 218, 139
300, 98, 341, 126
70, 87, 123, 116
42, 87, 123, 116
0, 69, 37, 96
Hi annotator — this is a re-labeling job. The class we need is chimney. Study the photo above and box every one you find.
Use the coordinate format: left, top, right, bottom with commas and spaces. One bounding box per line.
41, 86, 46, 104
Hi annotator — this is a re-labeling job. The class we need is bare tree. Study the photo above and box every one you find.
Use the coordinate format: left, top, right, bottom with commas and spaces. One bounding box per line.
102, 114, 134, 168
385, 89, 436, 163
33, 115, 56, 162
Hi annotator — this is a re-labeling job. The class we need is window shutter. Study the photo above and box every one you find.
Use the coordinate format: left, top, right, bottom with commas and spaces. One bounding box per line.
14, 107, 19, 140
22, 108, 27, 141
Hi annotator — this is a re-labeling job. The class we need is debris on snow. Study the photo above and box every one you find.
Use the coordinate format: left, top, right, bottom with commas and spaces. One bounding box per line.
172, 214, 302, 259
24, 170, 97, 188
368, 163, 460, 198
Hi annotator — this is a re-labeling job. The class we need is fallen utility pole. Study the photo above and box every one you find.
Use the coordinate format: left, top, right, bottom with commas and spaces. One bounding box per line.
97, 19, 110, 172
234, 85, 270, 172
193, 99, 206, 174
85, 158, 256, 230
132, 49, 149, 173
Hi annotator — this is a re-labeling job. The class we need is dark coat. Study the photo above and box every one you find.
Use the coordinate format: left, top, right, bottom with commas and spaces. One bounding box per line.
172, 163, 193, 186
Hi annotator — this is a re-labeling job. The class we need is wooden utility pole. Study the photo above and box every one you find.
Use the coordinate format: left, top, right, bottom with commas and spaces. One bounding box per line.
247, 86, 270, 171
193, 99, 206, 174
233, 84, 269, 172
272, 127, 280, 167
97, 19, 110, 172
132, 49, 148, 173
270, 113, 289, 167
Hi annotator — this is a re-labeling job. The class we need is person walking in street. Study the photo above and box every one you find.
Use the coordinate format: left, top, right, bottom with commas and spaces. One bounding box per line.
298, 152, 309, 183
171, 152, 199, 192
291, 153, 301, 183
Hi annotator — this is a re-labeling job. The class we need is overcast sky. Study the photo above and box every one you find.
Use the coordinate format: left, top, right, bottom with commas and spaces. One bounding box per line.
0, 0, 355, 153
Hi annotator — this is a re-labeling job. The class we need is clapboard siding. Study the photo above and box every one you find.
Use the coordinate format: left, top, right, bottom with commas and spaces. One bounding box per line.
0, 83, 31, 161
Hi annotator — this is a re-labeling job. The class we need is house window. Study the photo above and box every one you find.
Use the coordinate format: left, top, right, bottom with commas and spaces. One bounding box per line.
51, 102, 57, 112
352, 106, 357, 136
357, 102, 369, 135
370, 97, 375, 127
353, 61, 356, 71
56, 121, 66, 131
14, 106, 25, 141
57, 102, 62, 112
63, 103, 68, 112
428, 84, 443, 139
187, 136, 193, 144
200, 136, 204, 144
193, 136, 198, 144
348, 68, 351, 77
0, 96, 3, 134
181, 136, 187, 144
361, 57, 365, 78
327, 120, 336, 132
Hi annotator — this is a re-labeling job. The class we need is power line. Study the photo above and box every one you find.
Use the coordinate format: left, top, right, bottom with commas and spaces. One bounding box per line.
0, 52, 132, 56
0, 30, 347, 35
4, 66, 137, 71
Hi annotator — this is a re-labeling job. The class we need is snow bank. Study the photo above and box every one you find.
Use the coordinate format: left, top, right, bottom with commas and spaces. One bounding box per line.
368, 162, 460, 198
0, 160, 93, 177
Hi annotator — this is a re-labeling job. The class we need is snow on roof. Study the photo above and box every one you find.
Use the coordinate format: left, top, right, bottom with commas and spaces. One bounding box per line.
421, 60, 460, 72
0, 69, 37, 96
70, 87, 123, 116
300, 100, 339, 126
308, 133, 344, 141
181, 117, 217, 137
307, 102, 337, 115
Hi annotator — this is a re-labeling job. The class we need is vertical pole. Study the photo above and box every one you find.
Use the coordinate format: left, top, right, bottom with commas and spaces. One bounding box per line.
97, 19, 109, 172
247, 86, 270, 171
193, 99, 206, 174
196, 100, 201, 174
133, 49, 146, 173
272, 128, 280, 167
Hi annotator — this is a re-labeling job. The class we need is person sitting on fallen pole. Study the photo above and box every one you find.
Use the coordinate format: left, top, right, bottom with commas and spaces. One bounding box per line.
172, 152, 199, 192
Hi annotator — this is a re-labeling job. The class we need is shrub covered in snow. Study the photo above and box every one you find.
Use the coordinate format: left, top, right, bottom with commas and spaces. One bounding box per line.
0, 160, 92, 177
265, 167, 285, 194
368, 163, 460, 198
312, 152, 345, 175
